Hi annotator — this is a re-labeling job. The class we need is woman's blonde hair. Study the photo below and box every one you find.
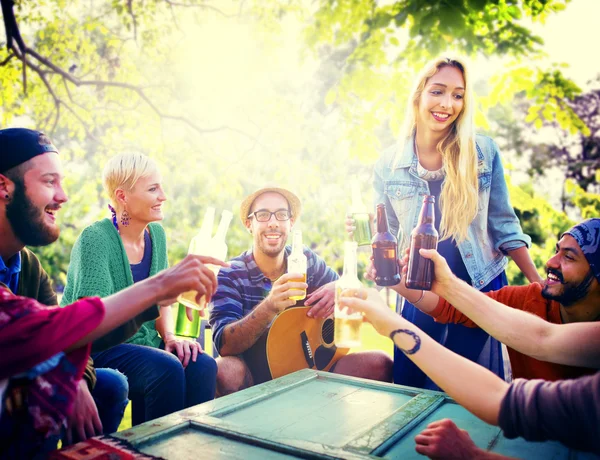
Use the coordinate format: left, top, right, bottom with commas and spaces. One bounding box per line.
395, 56, 478, 243
102, 153, 158, 208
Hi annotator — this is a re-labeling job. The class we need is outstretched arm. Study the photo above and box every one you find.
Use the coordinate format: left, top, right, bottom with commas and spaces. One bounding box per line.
342, 287, 600, 455
68, 254, 227, 350
420, 249, 600, 369
340, 288, 508, 426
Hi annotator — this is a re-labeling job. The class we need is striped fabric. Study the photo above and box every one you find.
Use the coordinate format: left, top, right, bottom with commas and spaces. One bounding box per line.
209, 246, 339, 354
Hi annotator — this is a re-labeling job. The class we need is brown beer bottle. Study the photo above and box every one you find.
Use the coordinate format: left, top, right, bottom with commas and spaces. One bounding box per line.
406, 195, 438, 291
372, 203, 400, 287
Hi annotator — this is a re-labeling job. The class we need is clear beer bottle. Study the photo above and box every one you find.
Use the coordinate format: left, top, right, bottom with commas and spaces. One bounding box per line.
334, 241, 363, 348
287, 229, 307, 301
178, 208, 232, 311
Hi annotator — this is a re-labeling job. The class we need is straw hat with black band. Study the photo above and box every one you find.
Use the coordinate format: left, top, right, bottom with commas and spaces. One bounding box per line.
239, 187, 302, 224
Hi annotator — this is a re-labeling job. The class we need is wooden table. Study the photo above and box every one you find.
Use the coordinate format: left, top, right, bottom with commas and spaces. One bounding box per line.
98, 370, 594, 459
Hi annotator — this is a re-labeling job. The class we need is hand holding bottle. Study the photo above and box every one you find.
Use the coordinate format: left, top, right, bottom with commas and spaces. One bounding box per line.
345, 213, 356, 238
345, 213, 375, 242
338, 287, 400, 339
265, 273, 308, 314
406, 195, 439, 291
403, 248, 456, 296
178, 209, 232, 313
155, 254, 229, 307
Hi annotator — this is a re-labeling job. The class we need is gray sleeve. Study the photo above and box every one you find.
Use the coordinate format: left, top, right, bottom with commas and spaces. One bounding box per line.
498, 373, 600, 455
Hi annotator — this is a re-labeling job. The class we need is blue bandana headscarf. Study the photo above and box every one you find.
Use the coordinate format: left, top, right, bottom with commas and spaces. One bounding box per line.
563, 218, 600, 281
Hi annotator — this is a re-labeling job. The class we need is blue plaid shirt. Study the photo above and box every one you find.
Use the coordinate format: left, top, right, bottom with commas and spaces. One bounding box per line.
209, 246, 339, 354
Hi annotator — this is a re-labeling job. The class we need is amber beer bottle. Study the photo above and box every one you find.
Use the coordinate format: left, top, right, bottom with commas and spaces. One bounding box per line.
372, 203, 400, 286
406, 195, 438, 291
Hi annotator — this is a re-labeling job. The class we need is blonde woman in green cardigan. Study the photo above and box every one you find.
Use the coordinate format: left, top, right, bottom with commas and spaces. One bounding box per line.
61, 153, 218, 425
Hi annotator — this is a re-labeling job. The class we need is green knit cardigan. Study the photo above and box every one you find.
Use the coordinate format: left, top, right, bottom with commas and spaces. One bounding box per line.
60, 218, 168, 351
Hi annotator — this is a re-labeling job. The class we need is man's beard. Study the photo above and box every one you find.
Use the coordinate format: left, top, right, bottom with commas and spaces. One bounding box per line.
256, 231, 286, 257
5, 179, 60, 247
541, 268, 595, 307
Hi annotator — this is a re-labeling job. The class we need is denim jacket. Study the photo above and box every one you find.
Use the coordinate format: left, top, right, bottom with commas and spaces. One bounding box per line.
374, 134, 531, 289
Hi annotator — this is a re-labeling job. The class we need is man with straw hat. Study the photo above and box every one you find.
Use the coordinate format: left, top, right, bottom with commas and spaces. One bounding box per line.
209, 186, 393, 395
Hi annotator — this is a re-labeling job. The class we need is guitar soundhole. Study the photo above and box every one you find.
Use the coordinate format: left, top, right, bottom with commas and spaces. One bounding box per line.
322, 318, 334, 345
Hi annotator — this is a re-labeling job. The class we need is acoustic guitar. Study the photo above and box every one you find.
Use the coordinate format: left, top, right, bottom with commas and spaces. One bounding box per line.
244, 306, 349, 384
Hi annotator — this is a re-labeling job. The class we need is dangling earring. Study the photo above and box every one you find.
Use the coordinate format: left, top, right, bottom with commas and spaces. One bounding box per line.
120, 209, 130, 227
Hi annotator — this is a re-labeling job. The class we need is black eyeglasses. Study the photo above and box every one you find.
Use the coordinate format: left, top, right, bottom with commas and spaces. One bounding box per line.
248, 209, 291, 222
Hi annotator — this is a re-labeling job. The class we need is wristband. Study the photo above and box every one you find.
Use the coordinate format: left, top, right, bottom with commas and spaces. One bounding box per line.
389, 328, 421, 355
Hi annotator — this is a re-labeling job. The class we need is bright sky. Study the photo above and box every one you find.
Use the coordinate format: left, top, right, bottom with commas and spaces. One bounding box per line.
530, 0, 599, 89
491, 0, 600, 209
470, 0, 599, 92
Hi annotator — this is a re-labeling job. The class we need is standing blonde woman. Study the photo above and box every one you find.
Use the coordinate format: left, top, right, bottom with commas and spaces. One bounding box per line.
61, 153, 218, 425
369, 57, 542, 389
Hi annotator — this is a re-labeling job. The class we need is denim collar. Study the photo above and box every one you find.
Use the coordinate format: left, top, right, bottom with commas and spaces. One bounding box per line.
389, 135, 416, 170
241, 246, 292, 285
390, 133, 486, 171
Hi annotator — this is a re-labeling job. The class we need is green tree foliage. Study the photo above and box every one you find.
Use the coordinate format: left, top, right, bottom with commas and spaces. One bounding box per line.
565, 180, 600, 218
304, 0, 586, 160
505, 179, 574, 285
532, 81, 599, 193
0, 0, 593, 289
486, 76, 599, 219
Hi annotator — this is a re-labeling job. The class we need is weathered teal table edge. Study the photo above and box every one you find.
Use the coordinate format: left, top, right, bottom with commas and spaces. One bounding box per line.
111, 369, 591, 459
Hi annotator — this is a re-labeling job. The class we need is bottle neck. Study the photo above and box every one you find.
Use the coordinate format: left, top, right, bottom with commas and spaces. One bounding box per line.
198, 207, 216, 239
214, 211, 233, 241
418, 200, 435, 226
376, 205, 389, 233
292, 230, 303, 253
342, 241, 358, 278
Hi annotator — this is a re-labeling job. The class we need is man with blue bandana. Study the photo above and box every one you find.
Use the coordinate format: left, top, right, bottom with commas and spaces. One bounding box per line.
366, 218, 600, 456
396, 217, 600, 382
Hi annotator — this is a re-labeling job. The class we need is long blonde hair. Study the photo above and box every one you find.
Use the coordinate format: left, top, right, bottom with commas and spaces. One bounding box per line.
102, 153, 158, 208
395, 56, 478, 243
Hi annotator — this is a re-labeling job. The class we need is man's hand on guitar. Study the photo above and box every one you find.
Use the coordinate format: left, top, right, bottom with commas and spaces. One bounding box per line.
305, 281, 335, 318
265, 273, 308, 314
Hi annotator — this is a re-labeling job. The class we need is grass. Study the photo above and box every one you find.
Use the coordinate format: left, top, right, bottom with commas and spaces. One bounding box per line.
116, 317, 393, 432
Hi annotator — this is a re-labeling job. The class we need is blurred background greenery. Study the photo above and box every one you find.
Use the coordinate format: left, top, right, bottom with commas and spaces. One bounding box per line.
1, 0, 598, 289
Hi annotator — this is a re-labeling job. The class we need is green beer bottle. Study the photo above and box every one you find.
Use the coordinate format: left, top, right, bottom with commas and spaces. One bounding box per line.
175, 206, 215, 338
174, 302, 201, 338
350, 179, 372, 246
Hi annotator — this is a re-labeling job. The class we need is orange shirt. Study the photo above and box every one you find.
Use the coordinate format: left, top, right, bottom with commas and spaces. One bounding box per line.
430, 283, 596, 381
